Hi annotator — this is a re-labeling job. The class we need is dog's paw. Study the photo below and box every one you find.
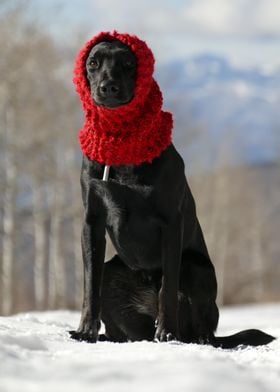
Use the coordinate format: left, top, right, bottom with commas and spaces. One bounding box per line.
154, 325, 177, 342
69, 319, 100, 343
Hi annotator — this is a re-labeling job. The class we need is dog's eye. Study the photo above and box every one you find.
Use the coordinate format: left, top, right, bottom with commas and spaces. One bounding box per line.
89, 59, 99, 69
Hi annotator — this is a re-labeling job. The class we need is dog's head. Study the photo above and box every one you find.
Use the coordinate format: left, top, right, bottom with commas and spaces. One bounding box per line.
74, 32, 173, 166
74, 32, 155, 114
86, 40, 137, 108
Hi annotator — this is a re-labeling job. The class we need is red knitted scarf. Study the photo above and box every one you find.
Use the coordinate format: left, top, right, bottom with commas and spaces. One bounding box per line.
73, 31, 173, 166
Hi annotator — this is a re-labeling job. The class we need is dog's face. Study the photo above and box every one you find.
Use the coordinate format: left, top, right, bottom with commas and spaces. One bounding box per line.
86, 40, 137, 108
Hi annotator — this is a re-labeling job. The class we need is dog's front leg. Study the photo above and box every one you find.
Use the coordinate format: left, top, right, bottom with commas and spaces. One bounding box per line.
70, 211, 106, 343
155, 213, 184, 342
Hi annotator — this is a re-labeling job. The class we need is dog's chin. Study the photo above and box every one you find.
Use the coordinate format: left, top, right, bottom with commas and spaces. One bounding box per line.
92, 95, 133, 109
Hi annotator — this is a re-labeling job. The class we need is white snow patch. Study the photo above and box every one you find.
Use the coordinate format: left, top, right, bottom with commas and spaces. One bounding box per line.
0, 304, 279, 392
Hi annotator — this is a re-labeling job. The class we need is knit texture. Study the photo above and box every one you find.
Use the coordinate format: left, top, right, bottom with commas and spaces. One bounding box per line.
73, 31, 173, 166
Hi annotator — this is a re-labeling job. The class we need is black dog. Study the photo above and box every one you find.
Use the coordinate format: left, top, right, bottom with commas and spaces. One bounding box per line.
70, 40, 274, 348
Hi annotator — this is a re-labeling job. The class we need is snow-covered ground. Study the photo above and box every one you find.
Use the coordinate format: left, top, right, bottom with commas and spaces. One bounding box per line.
0, 304, 279, 392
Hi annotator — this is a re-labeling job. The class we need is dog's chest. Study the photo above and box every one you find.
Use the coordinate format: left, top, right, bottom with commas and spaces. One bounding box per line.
95, 166, 150, 226
99, 175, 162, 269
86, 158, 172, 269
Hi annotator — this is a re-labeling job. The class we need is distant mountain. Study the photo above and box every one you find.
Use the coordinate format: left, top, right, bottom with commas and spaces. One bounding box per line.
156, 55, 280, 173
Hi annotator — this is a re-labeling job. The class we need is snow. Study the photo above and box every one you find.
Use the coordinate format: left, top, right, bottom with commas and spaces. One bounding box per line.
0, 304, 279, 392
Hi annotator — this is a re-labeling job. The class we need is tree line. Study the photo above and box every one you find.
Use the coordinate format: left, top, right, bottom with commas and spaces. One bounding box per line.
0, 5, 84, 314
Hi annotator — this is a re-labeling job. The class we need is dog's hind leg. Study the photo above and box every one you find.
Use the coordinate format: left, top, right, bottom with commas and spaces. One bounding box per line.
178, 249, 219, 344
178, 250, 275, 347
101, 255, 158, 342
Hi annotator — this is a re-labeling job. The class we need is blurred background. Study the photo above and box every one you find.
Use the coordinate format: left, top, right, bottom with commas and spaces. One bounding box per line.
0, 0, 279, 315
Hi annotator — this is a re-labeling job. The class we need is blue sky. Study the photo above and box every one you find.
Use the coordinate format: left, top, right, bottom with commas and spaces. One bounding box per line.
30, 0, 280, 70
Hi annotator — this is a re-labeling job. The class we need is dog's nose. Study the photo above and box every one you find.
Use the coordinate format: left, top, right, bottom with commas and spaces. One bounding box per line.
99, 80, 120, 97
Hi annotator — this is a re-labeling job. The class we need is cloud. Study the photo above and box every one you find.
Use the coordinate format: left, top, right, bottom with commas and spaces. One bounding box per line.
183, 0, 280, 38
88, 0, 280, 38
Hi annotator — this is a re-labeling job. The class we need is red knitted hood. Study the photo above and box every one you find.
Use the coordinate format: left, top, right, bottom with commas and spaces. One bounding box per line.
73, 31, 173, 166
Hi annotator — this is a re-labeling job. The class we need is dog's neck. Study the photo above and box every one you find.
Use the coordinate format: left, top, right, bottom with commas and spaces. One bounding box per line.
78, 79, 173, 166
73, 31, 173, 167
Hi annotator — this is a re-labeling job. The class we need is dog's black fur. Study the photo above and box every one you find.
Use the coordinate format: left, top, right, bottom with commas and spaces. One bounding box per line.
70, 41, 275, 348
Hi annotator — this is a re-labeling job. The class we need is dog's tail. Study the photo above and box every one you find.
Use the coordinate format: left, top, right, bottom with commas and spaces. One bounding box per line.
210, 329, 275, 349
